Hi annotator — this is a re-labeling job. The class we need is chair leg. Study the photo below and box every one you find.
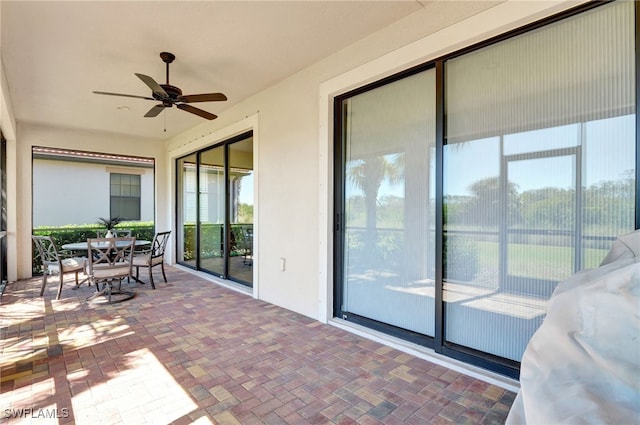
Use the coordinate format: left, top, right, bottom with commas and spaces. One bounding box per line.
148, 265, 155, 289
39, 273, 48, 296
161, 262, 167, 283
107, 280, 112, 303
56, 275, 64, 300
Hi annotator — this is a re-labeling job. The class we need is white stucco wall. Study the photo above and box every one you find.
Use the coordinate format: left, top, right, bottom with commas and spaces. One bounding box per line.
1, 51, 18, 282
32, 159, 154, 227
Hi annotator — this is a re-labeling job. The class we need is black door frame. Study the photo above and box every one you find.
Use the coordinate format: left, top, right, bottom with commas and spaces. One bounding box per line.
176, 131, 254, 287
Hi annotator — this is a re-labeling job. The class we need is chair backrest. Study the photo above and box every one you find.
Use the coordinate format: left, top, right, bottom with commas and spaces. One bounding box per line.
96, 229, 132, 237
32, 235, 61, 269
243, 227, 253, 244
150, 231, 171, 259
236, 226, 253, 250
86, 237, 135, 280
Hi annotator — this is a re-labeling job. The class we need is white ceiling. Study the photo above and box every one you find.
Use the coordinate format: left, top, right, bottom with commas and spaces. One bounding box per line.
1, 1, 426, 140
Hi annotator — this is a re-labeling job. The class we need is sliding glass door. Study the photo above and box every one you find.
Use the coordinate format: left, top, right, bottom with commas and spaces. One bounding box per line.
335, 0, 636, 376
176, 132, 254, 287
336, 69, 437, 342
442, 0, 634, 368
228, 138, 254, 283
177, 153, 198, 268
199, 145, 226, 276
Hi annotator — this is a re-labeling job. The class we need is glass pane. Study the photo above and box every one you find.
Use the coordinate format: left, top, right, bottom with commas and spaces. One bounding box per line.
582, 115, 636, 268
110, 197, 140, 220
228, 137, 254, 286
443, 136, 499, 285
199, 146, 225, 276
506, 154, 575, 293
443, 0, 635, 362
342, 69, 436, 336
177, 154, 197, 267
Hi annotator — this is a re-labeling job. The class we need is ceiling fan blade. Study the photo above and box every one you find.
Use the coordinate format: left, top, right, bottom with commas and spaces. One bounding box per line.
93, 91, 155, 101
178, 93, 227, 103
144, 104, 165, 117
135, 73, 168, 97
177, 104, 217, 120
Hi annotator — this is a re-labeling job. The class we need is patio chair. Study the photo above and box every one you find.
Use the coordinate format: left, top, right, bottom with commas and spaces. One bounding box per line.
32, 235, 87, 300
132, 231, 171, 289
86, 237, 136, 303
240, 227, 253, 266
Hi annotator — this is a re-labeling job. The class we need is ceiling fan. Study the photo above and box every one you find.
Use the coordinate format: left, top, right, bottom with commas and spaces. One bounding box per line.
93, 52, 227, 120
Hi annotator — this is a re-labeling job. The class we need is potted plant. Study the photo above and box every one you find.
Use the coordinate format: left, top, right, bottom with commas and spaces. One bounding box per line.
97, 217, 122, 238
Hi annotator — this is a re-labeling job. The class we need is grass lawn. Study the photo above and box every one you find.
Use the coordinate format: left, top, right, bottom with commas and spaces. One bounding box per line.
475, 241, 607, 282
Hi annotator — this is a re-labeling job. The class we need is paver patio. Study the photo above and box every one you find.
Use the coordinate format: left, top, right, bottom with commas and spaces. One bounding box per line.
1, 266, 515, 424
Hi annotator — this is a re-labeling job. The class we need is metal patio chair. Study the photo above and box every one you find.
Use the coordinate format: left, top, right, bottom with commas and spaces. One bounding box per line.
32, 235, 87, 300
132, 230, 171, 289
86, 237, 136, 303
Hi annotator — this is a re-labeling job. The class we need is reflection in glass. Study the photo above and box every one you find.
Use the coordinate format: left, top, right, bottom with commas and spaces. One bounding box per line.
506, 153, 576, 290
199, 146, 225, 277
443, 0, 635, 362
177, 153, 197, 267
228, 138, 254, 285
342, 69, 436, 336
582, 115, 636, 268
176, 134, 254, 287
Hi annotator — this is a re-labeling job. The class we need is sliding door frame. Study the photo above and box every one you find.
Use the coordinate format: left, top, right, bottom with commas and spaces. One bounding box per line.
333, 0, 637, 378
176, 130, 254, 287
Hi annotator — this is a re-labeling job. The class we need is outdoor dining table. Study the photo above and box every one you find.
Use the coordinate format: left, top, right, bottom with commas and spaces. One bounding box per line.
62, 239, 150, 304
62, 239, 151, 252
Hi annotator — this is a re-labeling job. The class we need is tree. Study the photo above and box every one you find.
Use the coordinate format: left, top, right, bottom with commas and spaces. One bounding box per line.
464, 177, 522, 227
347, 154, 403, 265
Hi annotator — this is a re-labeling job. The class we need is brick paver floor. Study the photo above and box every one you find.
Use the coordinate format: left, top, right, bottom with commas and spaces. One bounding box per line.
1, 266, 516, 424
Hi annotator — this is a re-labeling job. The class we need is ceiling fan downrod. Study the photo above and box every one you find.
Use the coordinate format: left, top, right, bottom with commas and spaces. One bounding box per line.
160, 51, 175, 85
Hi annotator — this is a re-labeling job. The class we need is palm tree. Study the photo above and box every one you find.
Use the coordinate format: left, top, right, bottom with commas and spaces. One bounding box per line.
348, 154, 403, 263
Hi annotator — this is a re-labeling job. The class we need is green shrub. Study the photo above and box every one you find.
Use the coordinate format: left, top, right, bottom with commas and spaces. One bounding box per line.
443, 234, 479, 281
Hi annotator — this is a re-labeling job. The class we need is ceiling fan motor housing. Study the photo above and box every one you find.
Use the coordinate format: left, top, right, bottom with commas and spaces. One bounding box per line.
156, 84, 183, 106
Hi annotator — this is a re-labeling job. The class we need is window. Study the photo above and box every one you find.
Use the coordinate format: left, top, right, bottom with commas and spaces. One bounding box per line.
110, 173, 141, 220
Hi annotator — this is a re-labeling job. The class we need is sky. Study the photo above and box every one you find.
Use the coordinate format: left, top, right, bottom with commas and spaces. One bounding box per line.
371, 115, 635, 198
